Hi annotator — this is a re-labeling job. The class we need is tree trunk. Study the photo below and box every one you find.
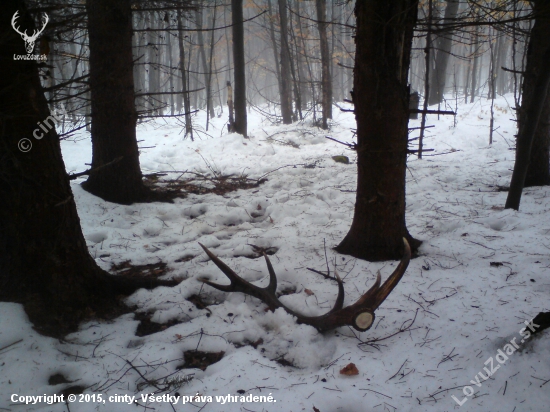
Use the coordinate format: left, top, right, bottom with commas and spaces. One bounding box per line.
428, 0, 459, 106
266, 0, 282, 108
294, 0, 310, 109
335, 0, 421, 261
195, 8, 215, 123
232, 0, 247, 136
505, 45, 550, 210
166, 13, 175, 116
316, 0, 332, 129
287, 3, 302, 120
0, 0, 175, 337
177, 8, 193, 139
82, 0, 151, 204
522, 2, 550, 187
147, 11, 160, 115
470, 24, 480, 103
277, 0, 293, 124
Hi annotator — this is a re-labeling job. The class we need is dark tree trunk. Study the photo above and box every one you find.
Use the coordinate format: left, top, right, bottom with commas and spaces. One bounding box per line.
522, 2, 550, 187
427, 0, 459, 106
505, 45, 550, 210
316, 0, 332, 129
232, 0, 247, 136
177, 8, 193, 139
335, 0, 421, 261
277, 0, 293, 124
82, 0, 150, 204
0, 0, 175, 337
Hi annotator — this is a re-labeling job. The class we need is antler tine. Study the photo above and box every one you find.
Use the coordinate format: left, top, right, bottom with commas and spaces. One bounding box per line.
198, 243, 245, 292
354, 271, 382, 307
368, 238, 411, 310
198, 238, 411, 333
326, 272, 345, 314
198, 243, 281, 310
261, 253, 279, 295
11, 11, 26, 36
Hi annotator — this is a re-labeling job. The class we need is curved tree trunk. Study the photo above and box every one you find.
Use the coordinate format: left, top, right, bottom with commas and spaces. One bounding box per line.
82, 0, 151, 204
335, 0, 421, 261
0, 0, 175, 337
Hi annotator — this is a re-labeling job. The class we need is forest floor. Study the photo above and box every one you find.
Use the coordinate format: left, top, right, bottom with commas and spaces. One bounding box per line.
1, 95, 549, 412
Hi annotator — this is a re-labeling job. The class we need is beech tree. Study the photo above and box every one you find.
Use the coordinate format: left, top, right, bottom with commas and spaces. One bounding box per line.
335, 0, 421, 261
0, 0, 175, 336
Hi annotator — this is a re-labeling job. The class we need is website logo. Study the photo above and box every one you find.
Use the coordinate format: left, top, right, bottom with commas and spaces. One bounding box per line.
11, 10, 48, 60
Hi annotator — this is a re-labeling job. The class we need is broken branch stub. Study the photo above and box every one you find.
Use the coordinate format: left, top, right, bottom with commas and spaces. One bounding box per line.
198, 238, 411, 332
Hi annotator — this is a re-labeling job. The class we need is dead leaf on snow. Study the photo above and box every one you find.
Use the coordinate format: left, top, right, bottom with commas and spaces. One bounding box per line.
340, 363, 359, 376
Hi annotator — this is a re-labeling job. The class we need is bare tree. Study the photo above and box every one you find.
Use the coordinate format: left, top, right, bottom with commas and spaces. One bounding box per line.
277, 0, 293, 124
177, 7, 194, 138
522, 1, 550, 187
232, 0, 247, 136
82, 0, 152, 204
0, 0, 175, 336
315, 0, 332, 129
336, 0, 421, 261
428, 0, 459, 105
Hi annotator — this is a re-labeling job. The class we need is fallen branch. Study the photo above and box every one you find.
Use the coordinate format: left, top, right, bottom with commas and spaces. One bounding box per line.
325, 136, 356, 149
409, 109, 456, 115
68, 156, 124, 180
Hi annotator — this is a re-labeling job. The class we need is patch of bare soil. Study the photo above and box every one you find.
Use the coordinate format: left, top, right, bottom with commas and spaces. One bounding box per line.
144, 172, 267, 197
177, 350, 225, 371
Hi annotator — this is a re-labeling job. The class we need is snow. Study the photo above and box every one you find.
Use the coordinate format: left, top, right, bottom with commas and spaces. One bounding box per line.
1, 96, 550, 411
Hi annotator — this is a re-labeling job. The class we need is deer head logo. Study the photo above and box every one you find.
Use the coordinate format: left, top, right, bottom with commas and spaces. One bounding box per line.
11, 11, 49, 54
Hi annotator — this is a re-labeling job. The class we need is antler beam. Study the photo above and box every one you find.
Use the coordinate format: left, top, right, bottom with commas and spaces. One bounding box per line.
198, 238, 411, 332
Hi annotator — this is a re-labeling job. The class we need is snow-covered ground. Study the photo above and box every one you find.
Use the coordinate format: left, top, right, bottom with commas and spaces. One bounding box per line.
1, 96, 550, 412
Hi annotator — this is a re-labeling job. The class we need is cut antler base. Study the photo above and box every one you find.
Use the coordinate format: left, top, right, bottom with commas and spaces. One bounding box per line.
198, 239, 411, 332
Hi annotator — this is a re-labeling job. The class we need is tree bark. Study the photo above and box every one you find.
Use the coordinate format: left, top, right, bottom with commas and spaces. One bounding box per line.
470, 24, 480, 103
335, 0, 421, 261
427, 0, 459, 106
505, 45, 550, 210
0, 0, 175, 337
266, 0, 283, 109
294, 0, 310, 109
277, 0, 293, 124
177, 8, 193, 139
82, 0, 151, 204
196, 8, 215, 122
521, 2, 550, 187
231, 0, 247, 136
316, 0, 332, 129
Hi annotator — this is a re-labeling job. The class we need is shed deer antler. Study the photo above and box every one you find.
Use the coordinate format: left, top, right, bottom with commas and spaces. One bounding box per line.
198, 238, 410, 332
